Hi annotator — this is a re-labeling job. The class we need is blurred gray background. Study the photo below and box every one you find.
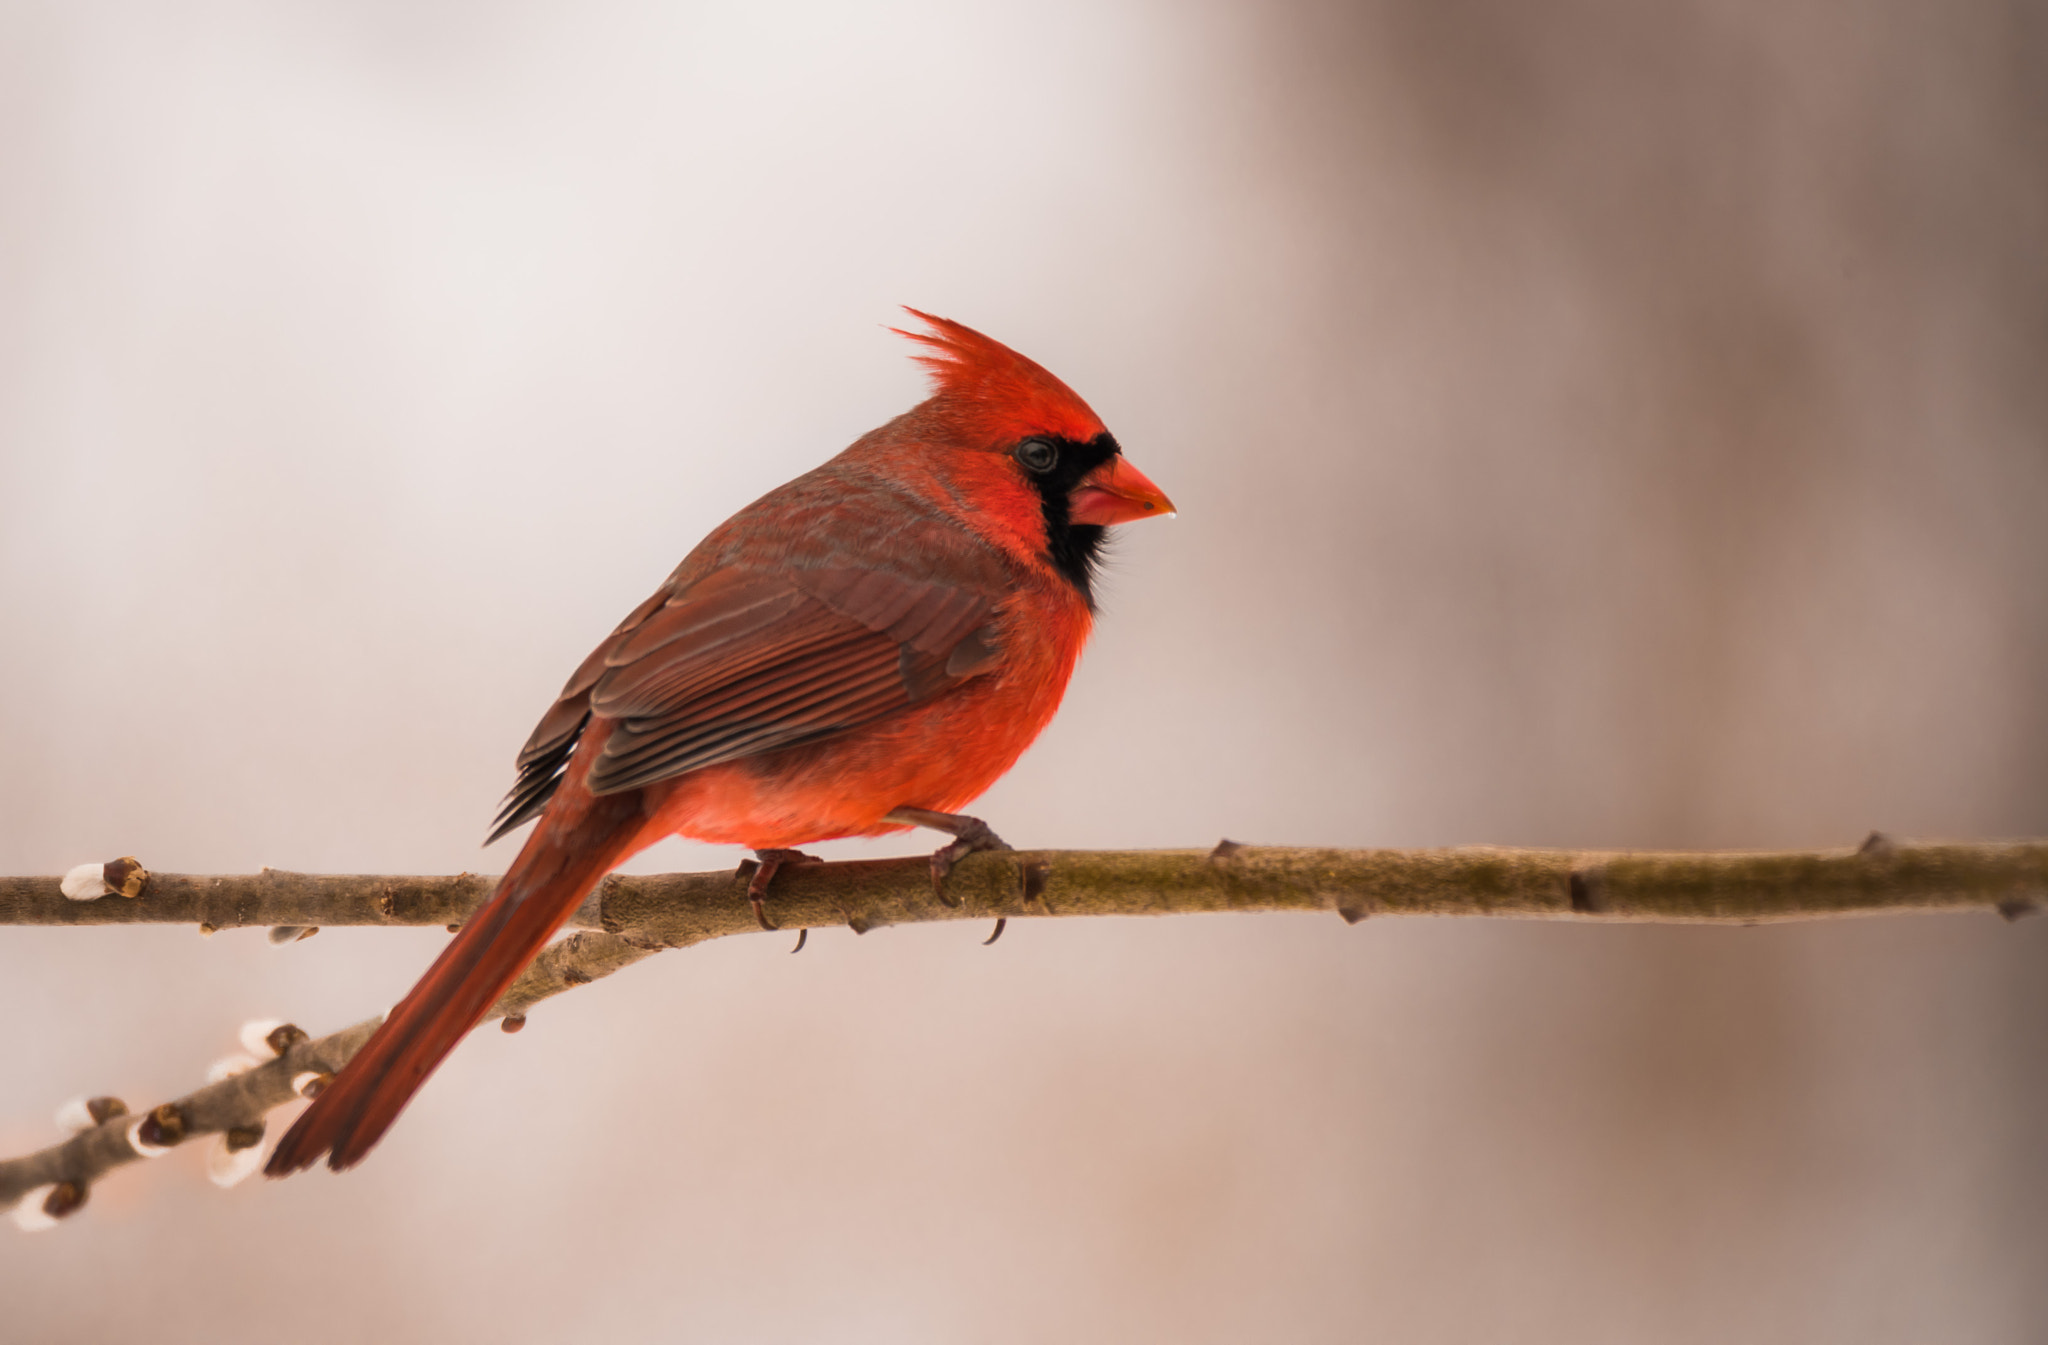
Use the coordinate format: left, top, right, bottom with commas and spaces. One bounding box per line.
3, 2, 2045, 1341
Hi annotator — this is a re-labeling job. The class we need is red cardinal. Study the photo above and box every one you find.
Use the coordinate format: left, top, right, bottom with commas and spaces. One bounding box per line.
267, 310, 1172, 1174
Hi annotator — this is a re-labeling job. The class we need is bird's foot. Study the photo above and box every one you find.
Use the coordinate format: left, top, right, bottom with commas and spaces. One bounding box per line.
741, 848, 822, 932
883, 807, 1013, 906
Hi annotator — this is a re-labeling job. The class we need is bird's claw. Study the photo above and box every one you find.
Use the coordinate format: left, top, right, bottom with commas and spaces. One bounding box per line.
882, 806, 1014, 907
745, 849, 822, 932
928, 820, 1011, 906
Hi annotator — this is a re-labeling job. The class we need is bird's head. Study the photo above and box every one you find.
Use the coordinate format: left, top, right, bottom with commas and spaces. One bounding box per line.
891, 309, 1173, 601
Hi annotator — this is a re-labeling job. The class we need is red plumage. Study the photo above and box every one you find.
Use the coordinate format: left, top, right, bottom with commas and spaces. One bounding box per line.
891, 307, 1108, 446
267, 311, 1172, 1176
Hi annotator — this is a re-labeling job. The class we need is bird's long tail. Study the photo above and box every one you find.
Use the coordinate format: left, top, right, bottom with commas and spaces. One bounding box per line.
266, 788, 647, 1175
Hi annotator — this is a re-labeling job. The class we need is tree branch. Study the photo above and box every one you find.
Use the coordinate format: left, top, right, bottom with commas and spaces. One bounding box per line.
10, 837, 2046, 934
0, 928, 656, 1218
5, 836, 2042, 1226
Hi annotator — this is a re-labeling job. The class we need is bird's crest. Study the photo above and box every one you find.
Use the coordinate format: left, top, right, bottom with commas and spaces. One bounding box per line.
892, 309, 1107, 445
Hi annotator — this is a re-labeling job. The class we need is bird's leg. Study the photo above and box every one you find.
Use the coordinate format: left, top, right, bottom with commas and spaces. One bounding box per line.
883, 806, 1013, 906
741, 848, 822, 932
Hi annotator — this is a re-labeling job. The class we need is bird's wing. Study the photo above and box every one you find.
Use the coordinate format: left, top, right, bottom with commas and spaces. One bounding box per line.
488, 564, 1002, 839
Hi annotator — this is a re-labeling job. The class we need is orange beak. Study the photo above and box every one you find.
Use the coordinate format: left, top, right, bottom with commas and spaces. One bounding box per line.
1068, 456, 1176, 527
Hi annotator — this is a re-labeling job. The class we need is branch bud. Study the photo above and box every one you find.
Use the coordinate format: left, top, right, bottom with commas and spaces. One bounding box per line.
239, 1020, 308, 1058
104, 856, 148, 898
207, 1124, 268, 1188
293, 1071, 332, 1099
126, 1103, 187, 1155
239, 1019, 285, 1056
500, 1014, 526, 1033
126, 1119, 169, 1157
60, 857, 148, 900
266, 1023, 311, 1055
54, 1095, 128, 1133
267, 925, 319, 944
10, 1181, 85, 1231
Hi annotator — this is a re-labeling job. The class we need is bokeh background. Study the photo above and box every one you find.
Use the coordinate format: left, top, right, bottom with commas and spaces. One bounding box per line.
3, 2, 2045, 1340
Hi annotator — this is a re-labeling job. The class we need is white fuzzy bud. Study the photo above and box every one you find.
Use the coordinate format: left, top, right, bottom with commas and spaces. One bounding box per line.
292, 1071, 329, 1098
60, 863, 110, 901
54, 1096, 125, 1131
239, 1019, 286, 1057
206, 1054, 261, 1083
126, 1115, 173, 1158
10, 1185, 59, 1232
206, 1133, 266, 1188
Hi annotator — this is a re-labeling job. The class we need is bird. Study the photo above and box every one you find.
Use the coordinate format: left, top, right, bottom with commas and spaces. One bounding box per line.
265, 310, 1174, 1175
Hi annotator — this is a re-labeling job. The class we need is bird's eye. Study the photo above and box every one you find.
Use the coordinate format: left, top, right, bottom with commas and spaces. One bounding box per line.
1015, 438, 1059, 474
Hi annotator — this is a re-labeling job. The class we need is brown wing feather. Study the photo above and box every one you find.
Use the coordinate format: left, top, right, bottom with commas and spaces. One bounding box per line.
489, 565, 1003, 837
488, 586, 673, 842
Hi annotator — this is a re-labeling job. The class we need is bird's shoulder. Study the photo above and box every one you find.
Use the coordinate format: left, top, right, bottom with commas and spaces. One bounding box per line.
666, 456, 1022, 600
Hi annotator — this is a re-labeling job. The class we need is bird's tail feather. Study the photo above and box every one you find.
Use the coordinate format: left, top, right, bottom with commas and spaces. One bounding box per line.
265, 790, 646, 1176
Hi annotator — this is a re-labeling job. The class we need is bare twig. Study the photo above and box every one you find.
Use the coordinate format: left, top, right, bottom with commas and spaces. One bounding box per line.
0, 929, 655, 1214
5, 837, 2043, 1224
